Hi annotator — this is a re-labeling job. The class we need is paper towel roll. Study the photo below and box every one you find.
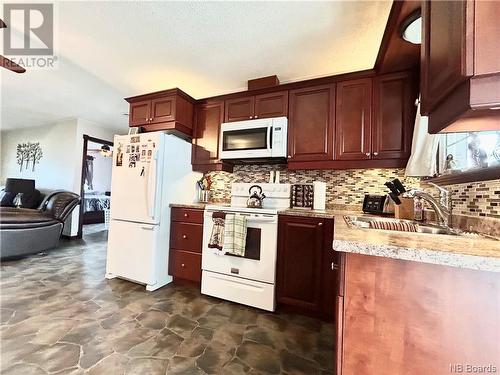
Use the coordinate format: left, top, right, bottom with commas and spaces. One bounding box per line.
313, 181, 326, 210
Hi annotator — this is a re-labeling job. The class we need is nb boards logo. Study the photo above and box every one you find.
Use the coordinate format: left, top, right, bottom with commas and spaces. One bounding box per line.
2, 2, 58, 70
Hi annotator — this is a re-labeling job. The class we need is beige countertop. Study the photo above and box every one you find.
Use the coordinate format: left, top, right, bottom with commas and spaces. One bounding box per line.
170, 203, 207, 209
280, 208, 500, 272
170, 204, 500, 272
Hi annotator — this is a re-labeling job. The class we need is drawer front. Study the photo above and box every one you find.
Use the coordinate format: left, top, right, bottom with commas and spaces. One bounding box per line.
171, 207, 204, 224
169, 250, 201, 282
170, 222, 203, 253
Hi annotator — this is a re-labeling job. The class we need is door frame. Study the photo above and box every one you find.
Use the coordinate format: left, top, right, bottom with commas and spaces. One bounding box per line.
78, 134, 114, 238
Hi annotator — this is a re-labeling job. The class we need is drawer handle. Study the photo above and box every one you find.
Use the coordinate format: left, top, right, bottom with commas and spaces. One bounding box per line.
182, 234, 187, 239
184, 213, 188, 217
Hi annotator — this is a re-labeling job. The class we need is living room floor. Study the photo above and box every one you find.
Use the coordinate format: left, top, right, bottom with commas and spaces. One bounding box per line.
0, 230, 334, 375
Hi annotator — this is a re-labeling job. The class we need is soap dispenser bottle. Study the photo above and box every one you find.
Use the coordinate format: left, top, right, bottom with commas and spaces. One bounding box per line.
414, 197, 424, 221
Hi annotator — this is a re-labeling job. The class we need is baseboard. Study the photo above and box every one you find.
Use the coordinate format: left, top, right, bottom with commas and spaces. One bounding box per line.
61, 234, 80, 240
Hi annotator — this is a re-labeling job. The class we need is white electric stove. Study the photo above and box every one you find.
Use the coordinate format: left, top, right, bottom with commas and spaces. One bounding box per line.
201, 183, 290, 311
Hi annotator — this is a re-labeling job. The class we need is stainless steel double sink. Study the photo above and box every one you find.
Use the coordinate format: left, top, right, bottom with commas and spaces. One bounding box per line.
344, 215, 457, 235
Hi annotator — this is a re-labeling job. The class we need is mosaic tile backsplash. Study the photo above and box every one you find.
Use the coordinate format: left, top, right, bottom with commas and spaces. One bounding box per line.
206, 165, 500, 219
448, 179, 500, 219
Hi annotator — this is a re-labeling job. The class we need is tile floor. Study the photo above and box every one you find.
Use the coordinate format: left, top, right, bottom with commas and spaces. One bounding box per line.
0, 226, 334, 374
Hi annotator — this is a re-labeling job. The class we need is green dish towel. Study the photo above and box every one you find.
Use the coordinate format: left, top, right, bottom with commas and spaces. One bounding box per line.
223, 214, 247, 257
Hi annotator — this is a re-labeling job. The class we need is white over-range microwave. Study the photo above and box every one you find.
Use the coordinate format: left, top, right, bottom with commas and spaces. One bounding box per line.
219, 116, 288, 160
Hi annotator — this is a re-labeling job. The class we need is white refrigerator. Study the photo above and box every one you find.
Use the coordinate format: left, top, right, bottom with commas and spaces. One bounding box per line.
106, 131, 201, 291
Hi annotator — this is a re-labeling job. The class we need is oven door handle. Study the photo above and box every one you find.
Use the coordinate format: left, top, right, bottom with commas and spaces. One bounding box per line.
239, 215, 276, 223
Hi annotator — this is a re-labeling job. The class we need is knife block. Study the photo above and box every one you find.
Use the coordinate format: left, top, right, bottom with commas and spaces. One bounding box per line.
395, 197, 414, 220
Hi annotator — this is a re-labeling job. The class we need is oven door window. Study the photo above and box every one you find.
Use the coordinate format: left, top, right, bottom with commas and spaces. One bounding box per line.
222, 128, 268, 151
226, 227, 261, 260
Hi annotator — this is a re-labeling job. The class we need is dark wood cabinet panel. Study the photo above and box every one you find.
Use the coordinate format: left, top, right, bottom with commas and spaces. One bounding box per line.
277, 215, 335, 320
224, 96, 255, 122
169, 250, 201, 283
129, 100, 151, 126
170, 222, 203, 253
150, 96, 175, 124
421, 0, 500, 132
288, 85, 335, 162
474, 0, 500, 75
335, 78, 372, 160
421, 0, 471, 115
192, 101, 224, 166
372, 72, 416, 160
171, 207, 204, 224
421, 1, 473, 114
254, 91, 288, 119
340, 253, 500, 375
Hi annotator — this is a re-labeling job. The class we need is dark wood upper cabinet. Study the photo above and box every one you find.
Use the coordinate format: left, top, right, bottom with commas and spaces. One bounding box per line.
192, 101, 233, 173
224, 96, 255, 122
288, 84, 335, 162
125, 89, 195, 138
277, 215, 336, 321
150, 97, 175, 124
372, 71, 417, 160
225, 91, 288, 122
335, 78, 373, 160
420, 0, 470, 116
421, 0, 500, 133
129, 100, 151, 127
254, 91, 288, 119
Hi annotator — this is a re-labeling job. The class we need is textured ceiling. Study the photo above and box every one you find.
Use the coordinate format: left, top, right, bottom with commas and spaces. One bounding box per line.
1, 1, 392, 131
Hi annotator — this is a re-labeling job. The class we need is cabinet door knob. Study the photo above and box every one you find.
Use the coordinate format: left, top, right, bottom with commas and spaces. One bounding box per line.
287, 155, 292, 159
250, 116, 254, 119
373, 152, 379, 156
183, 213, 188, 217
181, 263, 185, 268
331, 262, 339, 271
182, 234, 187, 239
318, 222, 323, 226
254, 115, 258, 119
365, 152, 371, 157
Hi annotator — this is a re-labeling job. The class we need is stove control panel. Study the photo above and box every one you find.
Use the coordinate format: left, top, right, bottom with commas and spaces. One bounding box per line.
231, 183, 291, 209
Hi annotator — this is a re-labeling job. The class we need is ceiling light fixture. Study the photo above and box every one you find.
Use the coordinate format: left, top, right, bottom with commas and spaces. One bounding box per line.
400, 10, 422, 45
100, 144, 112, 157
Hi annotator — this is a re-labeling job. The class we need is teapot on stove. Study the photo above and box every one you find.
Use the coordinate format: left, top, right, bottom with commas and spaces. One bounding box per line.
247, 185, 266, 208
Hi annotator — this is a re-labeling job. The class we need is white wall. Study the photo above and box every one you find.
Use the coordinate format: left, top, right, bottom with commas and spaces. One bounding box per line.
0, 119, 78, 190
0, 118, 125, 236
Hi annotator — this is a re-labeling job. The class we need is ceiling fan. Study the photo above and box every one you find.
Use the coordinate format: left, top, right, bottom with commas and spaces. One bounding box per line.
0, 19, 26, 73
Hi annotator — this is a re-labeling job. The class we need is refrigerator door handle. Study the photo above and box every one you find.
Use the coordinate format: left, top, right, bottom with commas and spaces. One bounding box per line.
146, 150, 158, 219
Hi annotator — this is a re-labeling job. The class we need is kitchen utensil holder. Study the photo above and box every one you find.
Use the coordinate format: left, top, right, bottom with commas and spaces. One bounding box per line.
198, 190, 211, 203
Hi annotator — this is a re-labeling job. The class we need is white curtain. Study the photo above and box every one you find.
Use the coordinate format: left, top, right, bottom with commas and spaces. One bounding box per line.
405, 100, 441, 177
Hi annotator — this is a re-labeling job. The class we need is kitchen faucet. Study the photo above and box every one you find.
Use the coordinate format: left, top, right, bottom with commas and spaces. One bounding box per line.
403, 182, 452, 229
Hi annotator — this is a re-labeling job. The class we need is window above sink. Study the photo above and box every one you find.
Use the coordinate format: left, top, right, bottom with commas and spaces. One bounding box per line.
428, 130, 500, 186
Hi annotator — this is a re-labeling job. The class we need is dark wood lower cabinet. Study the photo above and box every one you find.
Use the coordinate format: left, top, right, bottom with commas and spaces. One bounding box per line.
169, 207, 204, 285
169, 249, 201, 283
276, 215, 336, 321
337, 253, 500, 375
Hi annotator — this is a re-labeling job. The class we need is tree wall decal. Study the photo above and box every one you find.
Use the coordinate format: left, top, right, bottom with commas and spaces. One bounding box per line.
16, 142, 43, 172
29, 142, 43, 172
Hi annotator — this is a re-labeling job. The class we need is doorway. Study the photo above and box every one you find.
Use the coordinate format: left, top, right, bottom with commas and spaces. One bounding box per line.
78, 135, 113, 239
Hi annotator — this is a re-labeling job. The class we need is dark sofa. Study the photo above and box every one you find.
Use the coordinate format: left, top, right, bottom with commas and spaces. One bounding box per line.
0, 179, 80, 259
